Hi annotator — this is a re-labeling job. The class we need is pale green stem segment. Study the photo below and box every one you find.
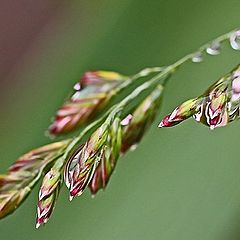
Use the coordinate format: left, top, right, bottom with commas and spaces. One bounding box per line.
111, 66, 165, 97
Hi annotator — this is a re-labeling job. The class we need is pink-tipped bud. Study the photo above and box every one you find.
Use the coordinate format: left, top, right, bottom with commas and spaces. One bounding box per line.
121, 85, 164, 153
160, 65, 240, 130
36, 186, 59, 228
64, 123, 109, 199
159, 98, 199, 128
89, 118, 122, 195
49, 71, 128, 135
0, 141, 68, 220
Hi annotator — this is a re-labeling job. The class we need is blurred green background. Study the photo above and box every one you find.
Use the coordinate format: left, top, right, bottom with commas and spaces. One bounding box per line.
1, 1, 240, 239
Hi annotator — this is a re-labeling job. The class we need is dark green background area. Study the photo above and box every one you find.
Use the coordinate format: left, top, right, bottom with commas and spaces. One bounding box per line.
1, 1, 240, 239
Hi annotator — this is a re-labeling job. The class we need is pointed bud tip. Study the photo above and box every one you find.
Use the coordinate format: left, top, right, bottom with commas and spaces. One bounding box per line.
210, 125, 215, 130
69, 189, 83, 200
158, 121, 164, 128
36, 223, 41, 229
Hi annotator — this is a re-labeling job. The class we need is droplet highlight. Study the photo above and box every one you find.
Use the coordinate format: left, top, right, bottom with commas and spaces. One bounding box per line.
73, 82, 81, 91
230, 30, 240, 50
191, 52, 203, 63
206, 42, 221, 55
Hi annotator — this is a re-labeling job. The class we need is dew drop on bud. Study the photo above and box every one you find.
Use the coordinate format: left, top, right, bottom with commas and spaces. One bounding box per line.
130, 144, 138, 151
230, 30, 240, 50
73, 83, 81, 91
206, 42, 221, 55
191, 52, 203, 63
121, 114, 133, 126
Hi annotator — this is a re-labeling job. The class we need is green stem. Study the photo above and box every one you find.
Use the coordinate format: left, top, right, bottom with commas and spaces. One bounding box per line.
57, 28, 239, 165
131, 67, 166, 79
111, 66, 165, 97
113, 28, 238, 111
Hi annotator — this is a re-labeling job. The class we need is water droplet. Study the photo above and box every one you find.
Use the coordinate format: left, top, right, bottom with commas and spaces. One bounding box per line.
73, 82, 81, 91
191, 52, 203, 63
230, 30, 240, 50
130, 144, 138, 151
206, 42, 221, 55
121, 114, 133, 126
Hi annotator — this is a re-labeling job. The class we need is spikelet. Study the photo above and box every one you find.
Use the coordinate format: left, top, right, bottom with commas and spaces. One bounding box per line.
159, 65, 240, 129
49, 71, 128, 135
0, 141, 68, 219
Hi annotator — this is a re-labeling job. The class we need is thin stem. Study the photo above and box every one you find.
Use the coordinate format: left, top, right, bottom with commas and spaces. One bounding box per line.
56, 28, 239, 165
116, 28, 239, 109
169, 28, 238, 70
111, 66, 165, 96
131, 67, 166, 79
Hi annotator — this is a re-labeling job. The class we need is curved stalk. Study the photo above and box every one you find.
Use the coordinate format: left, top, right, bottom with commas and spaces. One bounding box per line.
61, 28, 239, 158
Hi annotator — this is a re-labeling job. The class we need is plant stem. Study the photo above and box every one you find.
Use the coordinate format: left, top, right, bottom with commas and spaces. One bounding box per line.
114, 28, 238, 110
111, 66, 165, 97
59, 28, 239, 163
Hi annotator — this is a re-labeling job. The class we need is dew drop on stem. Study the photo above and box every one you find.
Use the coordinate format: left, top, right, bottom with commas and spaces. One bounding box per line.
230, 30, 240, 50
206, 42, 221, 55
191, 52, 203, 63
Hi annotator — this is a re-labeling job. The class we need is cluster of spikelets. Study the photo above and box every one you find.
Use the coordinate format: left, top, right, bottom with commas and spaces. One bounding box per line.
0, 71, 164, 228
0, 29, 239, 228
159, 65, 240, 129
